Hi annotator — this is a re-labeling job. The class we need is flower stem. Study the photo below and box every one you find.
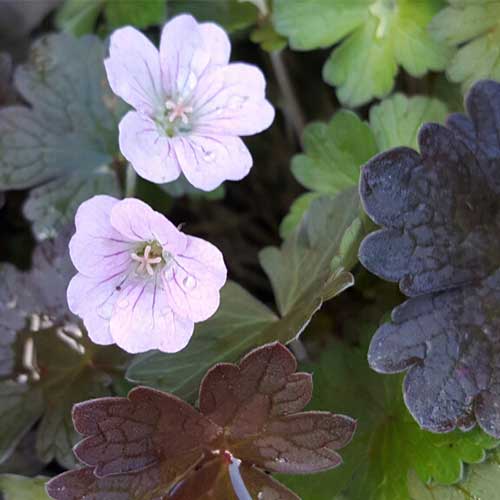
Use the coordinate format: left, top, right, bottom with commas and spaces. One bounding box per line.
125, 164, 137, 198
270, 50, 305, 145
289, 338, 310, 363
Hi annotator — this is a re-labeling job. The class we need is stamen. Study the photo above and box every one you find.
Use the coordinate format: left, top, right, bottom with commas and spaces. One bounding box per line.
165, 98, 193, 125
131, 244, 162, 276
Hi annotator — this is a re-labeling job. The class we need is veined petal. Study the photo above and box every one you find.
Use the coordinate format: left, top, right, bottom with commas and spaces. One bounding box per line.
163, 236, 226, 322
69, 195, 134, 278
110, 198, 188, 254
159, 14, 211, 98
67, 272, 126, 346
104, 26, 163, 115
109, 280, 194, 353
119, 111, 182, 184
193, 63, 275, 137
178, 235, 227, 290
175, 134, 252, 191
199, 22, 231, 66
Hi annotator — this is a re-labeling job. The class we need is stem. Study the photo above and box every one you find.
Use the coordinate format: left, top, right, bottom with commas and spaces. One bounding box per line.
125, 163, 137, 198
270, 51, 306, 146
289, 338, 310, 363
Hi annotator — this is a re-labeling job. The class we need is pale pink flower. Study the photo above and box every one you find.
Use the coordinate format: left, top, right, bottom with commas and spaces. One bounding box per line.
67, 195, 227, 353
105, 14, 275, 191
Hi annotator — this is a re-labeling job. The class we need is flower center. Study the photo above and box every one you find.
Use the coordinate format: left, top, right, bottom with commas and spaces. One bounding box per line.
131, 242, 164, 276
163, 97, 193, 137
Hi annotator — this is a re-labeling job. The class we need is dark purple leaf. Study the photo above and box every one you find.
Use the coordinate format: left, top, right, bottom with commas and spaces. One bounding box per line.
360, 79, 500, 437
46, 343, 355, 499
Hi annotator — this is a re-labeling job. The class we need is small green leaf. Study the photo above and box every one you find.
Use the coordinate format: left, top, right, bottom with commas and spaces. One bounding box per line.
260, 188, 360, 316
280, 325, 499, 500
0, 474, 49, 500
250, 22, 287, 52
408, 449, 500, 500
55, 0, 103, 36
369, 93, 448, 151
430, 1, 500, 90
168, 0, 259, 32
105, 0, 166, 29
274, 0, 450, 106
291, 111, 377, 195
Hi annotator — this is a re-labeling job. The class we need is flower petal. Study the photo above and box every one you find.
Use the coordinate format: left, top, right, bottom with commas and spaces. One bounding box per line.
67, 273, 123, 346
193, 63, 275, 137
69, 195, 134, 278
110, 198, 188, 253
119, 111, 181, 184
104, 26, 163, 115
159, 14, 211, 98
109, 281, 194, 353
199, 22, 231, 66
163, 236, 226, 322
175, 134, 253, 191
178, 235, 227, 290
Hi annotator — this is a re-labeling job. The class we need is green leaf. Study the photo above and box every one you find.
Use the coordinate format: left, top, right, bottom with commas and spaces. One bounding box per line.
408, 449, 500, 499
0, 474, 49, 500
430, 1, 500, 90
105, 0, 166, 29
0, 383, 43, 464
24, 171, 120, 241
55, 0, 103, 36
274, 0, 450, 106
260, 188, 360, 316
281, 94, 448, 237
0, 34, 125, 239
280, 328, 499, 500
250, 21, 287, 52
168, 0, 259, 32
55, 0, 166, 34
291, 111, 377, 195
127, 190, 360, 401
279, 192, 321, 239
369, 93, 448, 151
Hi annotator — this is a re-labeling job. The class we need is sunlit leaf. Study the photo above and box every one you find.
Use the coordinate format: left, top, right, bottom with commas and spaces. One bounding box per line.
0, 474, 49, 500
430, 1, 500, 90
408, 448, 500, 499
274, 0, 450, 106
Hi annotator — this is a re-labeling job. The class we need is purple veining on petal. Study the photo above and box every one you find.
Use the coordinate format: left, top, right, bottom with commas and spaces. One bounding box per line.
67, 195, 227, 353
104, 14, 275, 190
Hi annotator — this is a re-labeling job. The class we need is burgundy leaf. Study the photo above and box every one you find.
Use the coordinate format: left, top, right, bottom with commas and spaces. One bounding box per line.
199, 342, 313, 434
47, 343, 355, 499
73, 387, 221, 477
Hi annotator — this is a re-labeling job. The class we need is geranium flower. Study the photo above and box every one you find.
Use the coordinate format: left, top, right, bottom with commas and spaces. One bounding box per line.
67, 195, 227, 353
105, 14, 275, 191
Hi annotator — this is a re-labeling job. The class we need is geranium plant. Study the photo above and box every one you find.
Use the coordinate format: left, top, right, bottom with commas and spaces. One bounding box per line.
0, 2, 499, 500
